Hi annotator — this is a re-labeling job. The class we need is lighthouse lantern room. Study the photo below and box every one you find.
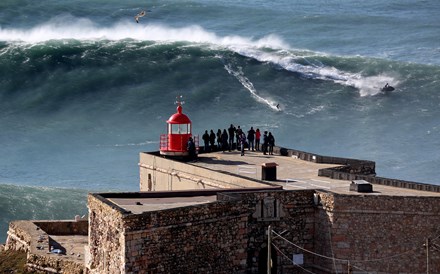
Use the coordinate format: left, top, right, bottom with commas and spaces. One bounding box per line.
160, 97, 195, 157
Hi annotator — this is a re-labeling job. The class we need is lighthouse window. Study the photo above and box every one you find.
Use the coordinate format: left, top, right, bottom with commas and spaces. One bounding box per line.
170, 124, 191, 134
170, 124, 179, 134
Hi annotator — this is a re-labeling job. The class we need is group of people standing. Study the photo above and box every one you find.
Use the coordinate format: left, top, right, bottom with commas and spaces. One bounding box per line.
201, 124, 275, 156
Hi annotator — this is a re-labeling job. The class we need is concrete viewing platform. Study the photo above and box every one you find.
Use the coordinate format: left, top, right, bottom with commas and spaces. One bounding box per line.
191, 150, 440, 197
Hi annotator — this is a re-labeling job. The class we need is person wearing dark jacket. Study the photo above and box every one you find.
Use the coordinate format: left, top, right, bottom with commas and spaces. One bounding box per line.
262, 131, 268, 155
235, 126, 243, 151
221, 129, 228, 152
187, 137, 196, 160
209, 129, 216, 151
228, 124, 236, 151
216, 129, 222, 149
247, 127, 255, 151
268, 132, 275, 155
202, 130, 210, 152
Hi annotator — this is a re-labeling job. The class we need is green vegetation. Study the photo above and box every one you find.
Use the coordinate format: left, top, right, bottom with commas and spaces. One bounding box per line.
0, 249, 32, 274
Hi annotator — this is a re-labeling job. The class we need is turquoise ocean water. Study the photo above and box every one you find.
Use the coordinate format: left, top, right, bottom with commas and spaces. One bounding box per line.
0, 0, 439, 242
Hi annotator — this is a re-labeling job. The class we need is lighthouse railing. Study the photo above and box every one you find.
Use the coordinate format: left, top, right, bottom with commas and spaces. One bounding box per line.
193, 135, 200, 152
160, 134, 198, 152
159, 134, 168, 150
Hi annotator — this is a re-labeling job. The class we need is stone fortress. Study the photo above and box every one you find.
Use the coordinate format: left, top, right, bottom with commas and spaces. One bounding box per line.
3, 104, 440, 273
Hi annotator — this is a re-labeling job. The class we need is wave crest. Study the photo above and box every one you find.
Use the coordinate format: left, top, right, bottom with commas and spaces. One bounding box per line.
0, 14, 288, 49
0, 15, 399, 97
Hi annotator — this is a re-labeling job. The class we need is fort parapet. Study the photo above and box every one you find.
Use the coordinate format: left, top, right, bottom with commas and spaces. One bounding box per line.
275, 146, 440, 192
4, 146, 440, 273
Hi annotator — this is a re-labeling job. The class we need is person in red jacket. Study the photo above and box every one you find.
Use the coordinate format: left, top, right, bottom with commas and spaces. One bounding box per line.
255, 128, 261, 151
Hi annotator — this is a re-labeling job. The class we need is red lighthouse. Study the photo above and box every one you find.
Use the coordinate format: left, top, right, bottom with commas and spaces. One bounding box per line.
160, 97, 196, 157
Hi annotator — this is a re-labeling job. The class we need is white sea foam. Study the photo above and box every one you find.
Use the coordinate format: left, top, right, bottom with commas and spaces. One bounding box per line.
348, 74, 400, 96
0, 15, 288, 49
223, 63, 280, 111
228, 48, 399, 97
0, 15, 397, 96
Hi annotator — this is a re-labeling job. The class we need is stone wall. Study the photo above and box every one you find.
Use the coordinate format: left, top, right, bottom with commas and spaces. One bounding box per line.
88, 189, 317, 273
87, 194, 126, 274
5, 220, 87, 273
5, 221, 35, 253
34, 220, 88, 236
123, 199, 249, 273
314, 192, 440, 273
233, 190, 316, 273
139, 152, 271, 191
26, 252, 86, 274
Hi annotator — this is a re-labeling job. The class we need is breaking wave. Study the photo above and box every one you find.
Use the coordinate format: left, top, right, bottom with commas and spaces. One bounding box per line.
0, 16, 399, 97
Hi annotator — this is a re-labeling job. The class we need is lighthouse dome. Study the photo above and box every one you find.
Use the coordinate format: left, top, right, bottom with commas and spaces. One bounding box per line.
167, 105, 191, 124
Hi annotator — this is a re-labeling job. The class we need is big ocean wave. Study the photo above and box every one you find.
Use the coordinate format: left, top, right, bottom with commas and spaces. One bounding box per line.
0, 16, 406, 100
0, 184, 88, 243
